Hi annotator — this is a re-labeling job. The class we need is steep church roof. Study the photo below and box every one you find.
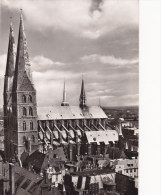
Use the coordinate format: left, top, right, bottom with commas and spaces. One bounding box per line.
37, 106, 107, 120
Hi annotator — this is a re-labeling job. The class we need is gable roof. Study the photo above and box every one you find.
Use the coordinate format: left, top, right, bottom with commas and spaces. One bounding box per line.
23, 151, 46, 172
85, 130, 118, 145
38, 106, 107, 120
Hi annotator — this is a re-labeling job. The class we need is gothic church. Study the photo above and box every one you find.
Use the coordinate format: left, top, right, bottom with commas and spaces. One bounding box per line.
3, 13, 119, 162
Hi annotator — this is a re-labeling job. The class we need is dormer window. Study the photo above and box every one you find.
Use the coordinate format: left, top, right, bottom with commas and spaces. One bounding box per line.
29, 107, 33, 116
22, 95, 26, 103
23, 107, 27, 116
28, 95, 32, 102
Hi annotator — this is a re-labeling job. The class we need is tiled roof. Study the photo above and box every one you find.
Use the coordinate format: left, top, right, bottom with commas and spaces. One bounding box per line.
37, 106, 107, 120
23, 151, 46, 171
85, 130, 118, 145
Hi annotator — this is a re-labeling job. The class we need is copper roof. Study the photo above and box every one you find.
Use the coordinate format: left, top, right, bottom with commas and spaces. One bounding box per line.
38, 106, 107, 120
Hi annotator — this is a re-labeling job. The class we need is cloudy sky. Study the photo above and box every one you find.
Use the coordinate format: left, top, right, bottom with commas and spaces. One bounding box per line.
0, 0, 139, 107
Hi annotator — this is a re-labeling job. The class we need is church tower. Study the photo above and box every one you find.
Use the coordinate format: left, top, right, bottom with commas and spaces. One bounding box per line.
11, 12, 39, 158
3, 20, 16, 161
61, 80, 69, 106
79, 76, 87, 108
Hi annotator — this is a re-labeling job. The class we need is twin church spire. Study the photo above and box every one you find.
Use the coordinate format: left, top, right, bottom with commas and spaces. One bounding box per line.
61, 76, 87, 108
5, 12, 88, 109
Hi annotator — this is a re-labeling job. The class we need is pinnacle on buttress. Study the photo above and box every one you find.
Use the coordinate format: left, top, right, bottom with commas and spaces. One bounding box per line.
61, 80, 69, 106
79, 74, 87, 108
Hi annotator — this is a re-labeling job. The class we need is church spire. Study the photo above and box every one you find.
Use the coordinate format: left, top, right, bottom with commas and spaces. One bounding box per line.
61, 80, 69, 106
13, 11, 32, 91
3, 19, 16, 107
79, 74, 87, 108
5, 19, 16, 78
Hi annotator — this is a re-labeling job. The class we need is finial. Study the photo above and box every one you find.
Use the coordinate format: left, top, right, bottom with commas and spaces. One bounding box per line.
20, 8, 23, 19
9, 16, 13, 31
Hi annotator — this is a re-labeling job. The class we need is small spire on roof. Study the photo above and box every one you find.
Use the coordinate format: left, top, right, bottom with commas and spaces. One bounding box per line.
61, 79, 69, 106
79, 74, 87, 108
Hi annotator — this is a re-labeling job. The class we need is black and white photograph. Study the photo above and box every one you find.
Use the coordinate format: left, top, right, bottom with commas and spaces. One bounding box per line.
0, 0, 140, 194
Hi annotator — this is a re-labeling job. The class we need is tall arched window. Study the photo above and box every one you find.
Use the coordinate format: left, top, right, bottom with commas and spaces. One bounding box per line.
23, 121, 26, 131
32, 135, 35, 143
22, 95, 26, 103
29, 107, 33, 116
30, 121, 33, 130
23, 107, 27, 116
28, 95, 32, 102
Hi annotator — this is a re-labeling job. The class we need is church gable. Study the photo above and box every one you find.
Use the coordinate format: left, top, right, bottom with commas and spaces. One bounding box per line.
19, 72, 35, 91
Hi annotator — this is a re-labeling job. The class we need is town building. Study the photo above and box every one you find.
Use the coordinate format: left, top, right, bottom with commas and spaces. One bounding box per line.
109, 158, 138, 179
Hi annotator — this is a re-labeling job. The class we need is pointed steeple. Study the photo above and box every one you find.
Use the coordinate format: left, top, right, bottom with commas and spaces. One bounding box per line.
3, 19, 16, 108
13, 11, 32, 91
5, 20, 16, 77
3, 18, 16, 161
79, 74, 87, 108
61, 80, 69, 106
4, 20, 16, 90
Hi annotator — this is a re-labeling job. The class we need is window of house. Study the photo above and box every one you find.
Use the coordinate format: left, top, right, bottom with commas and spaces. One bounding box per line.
28, 182, 37, 194
28, 95, 32, 102
126, 170, 128, 173
29, 107, 33, 116
32, 135, 35, 143
15, 175, 25, 188
30, 121, 33, 130
23, 121, 26, 131
22, 95, 26, 103
21, 179, 31, 190
23, 107, 27, 116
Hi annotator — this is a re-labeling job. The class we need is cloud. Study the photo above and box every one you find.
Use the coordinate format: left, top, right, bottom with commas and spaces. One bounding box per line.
80, 54, 138, 66
29, 54, 138, 106
0, 54, 7, 76
31, 55, 65, 72
2, 0, 138, 39
0, 52, 138, 107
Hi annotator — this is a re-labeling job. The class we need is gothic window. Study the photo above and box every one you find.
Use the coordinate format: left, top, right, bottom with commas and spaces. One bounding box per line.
23, 107, 27, 116
32, 135, 35, 143
22, 95, 26, 103
29, 107, 33, 116
23, 121, 26, 131
28, 95, 32, 102
30, 121, 33, 130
